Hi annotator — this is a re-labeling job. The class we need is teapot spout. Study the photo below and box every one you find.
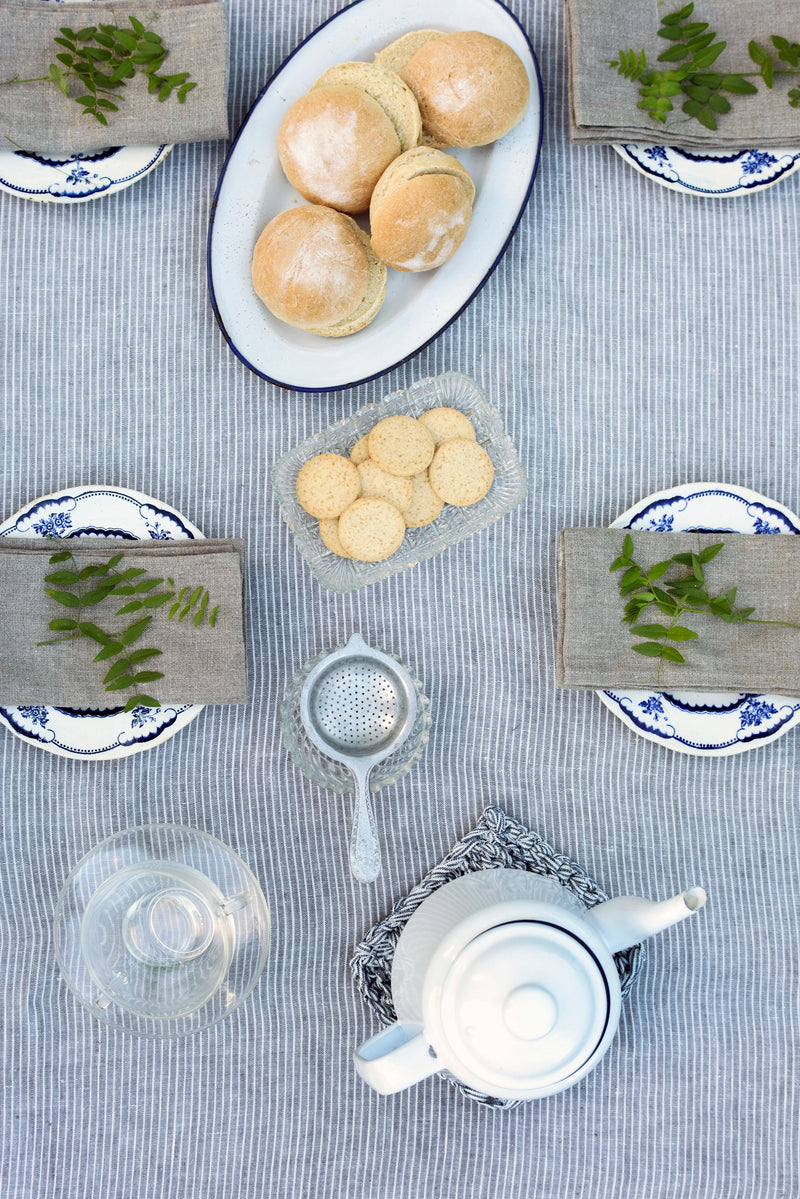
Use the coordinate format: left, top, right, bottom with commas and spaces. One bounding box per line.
584, 887, 707, 955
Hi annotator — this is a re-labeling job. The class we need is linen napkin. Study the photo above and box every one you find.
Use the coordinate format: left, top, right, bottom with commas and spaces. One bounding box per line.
350, 805, 645, 1109
0, 537, 247, 706
567, 0, 800, 148
0, 1, 229, 155
557, 527, 800, 695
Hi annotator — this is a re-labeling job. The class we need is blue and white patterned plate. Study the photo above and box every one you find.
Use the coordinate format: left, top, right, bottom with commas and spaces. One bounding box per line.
0, 486, 205, 759
0, 145, 172, 203
0, 0, 170, 203
613, 144, 800, 197
598, 483, 800, 756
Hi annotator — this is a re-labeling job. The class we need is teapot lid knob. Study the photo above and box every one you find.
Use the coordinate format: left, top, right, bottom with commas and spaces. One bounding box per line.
426, 920, 618, 1099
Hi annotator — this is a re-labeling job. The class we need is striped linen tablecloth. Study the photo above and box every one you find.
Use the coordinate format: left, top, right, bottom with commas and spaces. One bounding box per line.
1, 2, 799, 1197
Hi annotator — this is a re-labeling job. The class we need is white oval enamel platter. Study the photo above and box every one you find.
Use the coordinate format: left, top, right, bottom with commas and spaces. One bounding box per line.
207, 0, 543, 391
0, 486, 205, 759
612, 144, 800, 197
599, 483, 800, 756
0, 0, 171, 204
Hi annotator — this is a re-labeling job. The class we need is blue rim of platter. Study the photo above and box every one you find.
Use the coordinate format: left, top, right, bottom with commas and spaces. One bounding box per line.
612, 144, 800, 197
599, 483, 800, 756
0, 487, 205, 759
206, 0, 544, 392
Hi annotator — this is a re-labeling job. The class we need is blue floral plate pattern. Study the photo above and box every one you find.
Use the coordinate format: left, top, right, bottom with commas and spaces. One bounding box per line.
0, 487, 205, 759
0, 145, 171, 203
613, 144, 800, 197
599, 483, 800, 756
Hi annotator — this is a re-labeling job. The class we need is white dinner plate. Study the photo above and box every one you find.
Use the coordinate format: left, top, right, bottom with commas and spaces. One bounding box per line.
613, 144, 800, 197
0, 486, 205, 759
0, 0, 170, 204
207, 0, 543, 391
598, 483, 800, 756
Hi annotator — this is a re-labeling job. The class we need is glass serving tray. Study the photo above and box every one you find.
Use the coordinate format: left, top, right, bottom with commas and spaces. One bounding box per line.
271, 372, 528, 593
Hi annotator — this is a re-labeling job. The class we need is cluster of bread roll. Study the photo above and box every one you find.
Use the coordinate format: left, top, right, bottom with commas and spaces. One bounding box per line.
251, 30, 530, 337
295, 408, 495, 562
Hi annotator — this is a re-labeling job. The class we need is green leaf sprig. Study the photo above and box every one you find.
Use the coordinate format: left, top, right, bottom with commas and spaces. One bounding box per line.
609, 3, 800, 131
0, 15, 197, 127
610, 533, 800, 682
39, 548, 219, 712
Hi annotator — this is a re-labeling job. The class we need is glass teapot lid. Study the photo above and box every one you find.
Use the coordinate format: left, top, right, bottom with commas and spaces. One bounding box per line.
425, 920, 613, 1100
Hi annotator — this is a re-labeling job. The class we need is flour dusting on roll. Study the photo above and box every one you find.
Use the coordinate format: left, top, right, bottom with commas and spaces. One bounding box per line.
369, 147, 475, 272
278, 86, 401, 214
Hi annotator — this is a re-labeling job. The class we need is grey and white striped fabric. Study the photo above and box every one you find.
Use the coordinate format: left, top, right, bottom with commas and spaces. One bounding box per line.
1, 2, 799, 1197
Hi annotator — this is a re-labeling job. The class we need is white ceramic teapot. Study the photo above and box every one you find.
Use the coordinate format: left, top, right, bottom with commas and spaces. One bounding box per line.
354, 868, 707, 1101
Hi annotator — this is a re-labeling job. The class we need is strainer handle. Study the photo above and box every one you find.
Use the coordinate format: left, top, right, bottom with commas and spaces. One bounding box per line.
350, 764, 381, 883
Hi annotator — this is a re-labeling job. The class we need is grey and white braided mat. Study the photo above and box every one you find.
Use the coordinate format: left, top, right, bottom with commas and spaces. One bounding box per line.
350, 804, 645, 1108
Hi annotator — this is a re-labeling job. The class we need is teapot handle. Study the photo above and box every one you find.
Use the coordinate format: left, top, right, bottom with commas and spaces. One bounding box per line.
354, 1023, 439, 1095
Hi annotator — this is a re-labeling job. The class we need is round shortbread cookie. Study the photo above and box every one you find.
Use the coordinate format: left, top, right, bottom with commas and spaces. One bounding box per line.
319, 518, 351, 558
404, 471, 444, 528
428, 438, 494, 506
357, 459, 414, 512
418, 407, 477, 446
296, 453, 361, 519
350, 434, 371, 464
338, 497, 406, 561
367, 415, 435, 477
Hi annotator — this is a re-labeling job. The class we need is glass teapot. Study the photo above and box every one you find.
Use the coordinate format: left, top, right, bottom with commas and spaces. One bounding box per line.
354, 868, 706, 1101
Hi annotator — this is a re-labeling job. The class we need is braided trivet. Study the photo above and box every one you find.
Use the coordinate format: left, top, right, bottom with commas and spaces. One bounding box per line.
350, 805, 645, 1109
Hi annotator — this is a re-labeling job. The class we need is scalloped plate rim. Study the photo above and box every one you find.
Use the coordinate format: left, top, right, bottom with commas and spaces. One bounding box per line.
597, 481, 800, 756
0, 485, 205, 759
612, 143, 800, 197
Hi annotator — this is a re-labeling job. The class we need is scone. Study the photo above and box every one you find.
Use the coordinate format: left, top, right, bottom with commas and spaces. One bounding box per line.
251, 205, 386, 337
369, 147, 475, 272
399, 31, 530, 148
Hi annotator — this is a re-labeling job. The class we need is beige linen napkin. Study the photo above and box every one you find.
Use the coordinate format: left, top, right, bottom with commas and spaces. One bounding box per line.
557, 528, 800, 695
0, 538, 247, 706
567, 0, 800, 148
0, 1, 228, 155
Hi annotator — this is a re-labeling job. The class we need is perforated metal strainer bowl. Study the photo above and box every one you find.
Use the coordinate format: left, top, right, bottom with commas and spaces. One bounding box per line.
299, 633, 420, 883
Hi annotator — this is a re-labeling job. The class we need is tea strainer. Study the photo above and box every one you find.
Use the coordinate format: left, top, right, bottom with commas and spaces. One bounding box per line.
300, 633, 419, 883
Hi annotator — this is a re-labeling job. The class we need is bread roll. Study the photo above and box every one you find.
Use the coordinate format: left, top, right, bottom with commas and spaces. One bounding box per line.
251, 205, 387, 337
369, 147, 475, 272
312, 62, 421, 152
278, 85, 401, 214
400, 31, 529, 148
374, 30, 444, 77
